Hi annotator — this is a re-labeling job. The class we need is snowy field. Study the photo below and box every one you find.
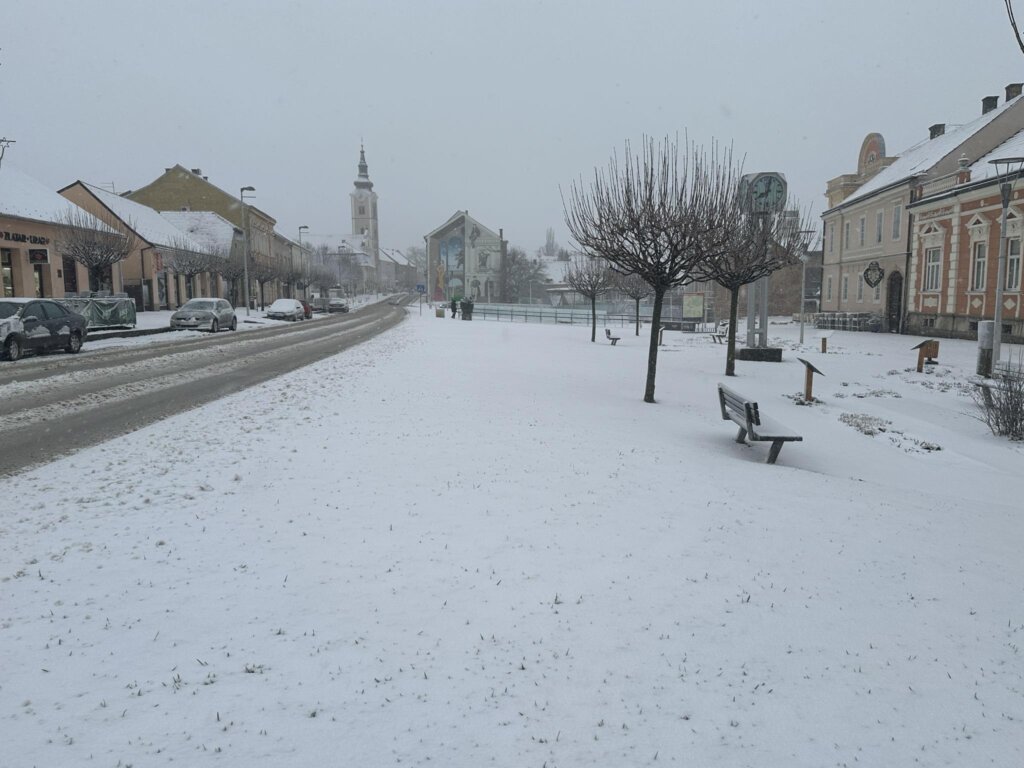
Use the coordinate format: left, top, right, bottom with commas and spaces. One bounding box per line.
1, 310, 1021, 767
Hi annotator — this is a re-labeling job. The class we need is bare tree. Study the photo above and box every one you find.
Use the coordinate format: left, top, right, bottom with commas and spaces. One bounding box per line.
56, 208, 139, 292
167, 239, 213, 301
249, 256, 281, 310
564, 136, 739, 402
500, 247, 549, 303
565, 253, 614, 342
697, 207, 812, 376
614, 270, 653, 336
208, 246, 245, 307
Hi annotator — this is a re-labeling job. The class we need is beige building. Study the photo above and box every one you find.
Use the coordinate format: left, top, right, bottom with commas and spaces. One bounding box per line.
425, 211, 505, 302
1, 164, 106, 299
822, 86, 1024, 332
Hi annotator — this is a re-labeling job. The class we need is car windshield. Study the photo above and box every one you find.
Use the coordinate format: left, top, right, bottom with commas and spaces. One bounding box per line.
270, 300, 294, 309
180, 300, 218, 311
0, 302, 22, 319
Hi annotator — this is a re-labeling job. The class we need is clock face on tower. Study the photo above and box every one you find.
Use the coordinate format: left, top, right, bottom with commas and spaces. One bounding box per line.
750, 174, 786, 212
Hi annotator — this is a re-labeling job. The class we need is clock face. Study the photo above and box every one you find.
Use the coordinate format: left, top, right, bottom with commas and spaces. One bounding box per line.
751, 174, 786, 211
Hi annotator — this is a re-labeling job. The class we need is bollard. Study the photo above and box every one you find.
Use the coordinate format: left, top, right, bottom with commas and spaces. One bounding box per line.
820, 337, 828, 353
977, 320, 995, 377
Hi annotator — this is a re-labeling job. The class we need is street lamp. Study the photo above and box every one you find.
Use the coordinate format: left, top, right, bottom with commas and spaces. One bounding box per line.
988, 157, 1024, 374
297, 225, 308, 299
240, 186, 255, 316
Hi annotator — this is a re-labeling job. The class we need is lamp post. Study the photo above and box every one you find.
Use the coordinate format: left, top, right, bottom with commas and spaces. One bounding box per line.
797, 230, 817, 345
297, 225, 308, 299
988, 157, 1024, 374
240, 186, 255, 316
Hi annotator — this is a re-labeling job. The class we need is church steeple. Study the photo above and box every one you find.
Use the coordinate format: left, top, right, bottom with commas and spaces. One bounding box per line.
355, 144, 373, 190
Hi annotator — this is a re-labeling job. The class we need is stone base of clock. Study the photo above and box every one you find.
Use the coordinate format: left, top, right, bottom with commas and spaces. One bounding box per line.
736, 347, 783, 363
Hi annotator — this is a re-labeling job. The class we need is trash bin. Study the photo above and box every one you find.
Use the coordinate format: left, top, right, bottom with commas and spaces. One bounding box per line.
435, 308, 445, 318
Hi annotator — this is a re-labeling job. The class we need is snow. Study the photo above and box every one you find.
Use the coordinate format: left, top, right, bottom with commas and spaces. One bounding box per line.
1, 313, 1021, 767
158, 210, 237, 255
0, 164, 105, 229
841, 95, 1022, 206
75, 182, 207, 253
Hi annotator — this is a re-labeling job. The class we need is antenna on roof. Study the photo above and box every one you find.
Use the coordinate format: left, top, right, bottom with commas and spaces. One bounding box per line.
0, 137, 15, 170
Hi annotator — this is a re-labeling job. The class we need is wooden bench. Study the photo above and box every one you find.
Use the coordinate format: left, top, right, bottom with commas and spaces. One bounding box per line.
709, 333, 726, 344
717, 384, 802, 464
605, 328, 620, 345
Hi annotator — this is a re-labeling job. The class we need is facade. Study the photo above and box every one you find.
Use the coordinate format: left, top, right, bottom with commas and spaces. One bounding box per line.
425, 211, 505, 302
126, 165, 278, 308
822, 86, 1024, 332
160, 210, 243, 303
1, 164, 106, 299
905, 128, 1024, 341
59, 181, 215, 310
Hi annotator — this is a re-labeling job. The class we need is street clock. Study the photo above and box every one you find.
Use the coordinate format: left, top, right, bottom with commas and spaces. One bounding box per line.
739, 172, 788, 213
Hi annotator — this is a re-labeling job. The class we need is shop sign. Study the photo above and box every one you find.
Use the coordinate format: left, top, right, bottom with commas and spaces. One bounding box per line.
28, 248, 50, 265
2, 230, 51, 245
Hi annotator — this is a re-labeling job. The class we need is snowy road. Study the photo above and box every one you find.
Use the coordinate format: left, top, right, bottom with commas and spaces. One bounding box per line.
0, 300, 410, 477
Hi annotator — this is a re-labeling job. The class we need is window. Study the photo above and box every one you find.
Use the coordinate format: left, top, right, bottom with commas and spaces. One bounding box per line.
42, 302, 68, 319
842, 275, 849, 300
876, 211, 883, 244
858, 216, 865, 247
873, 283, 881, 302
829, 223, 834, 253
1, 248, 13, 297
1008, 238, 1022, 291
924, 247, 942, 291
857, 273, 864, 301
359, 206, 366, 215
844, 222, 850, 249
826, 276, 833, 301
971, 241, 987, 291
892, 202, 902, 240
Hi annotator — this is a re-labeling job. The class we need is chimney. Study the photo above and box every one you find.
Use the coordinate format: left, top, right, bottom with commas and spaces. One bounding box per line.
1007, 83, 1023, 101
983, 95, 999, 114
190, 168, 203, 176
929, 123, 946, 139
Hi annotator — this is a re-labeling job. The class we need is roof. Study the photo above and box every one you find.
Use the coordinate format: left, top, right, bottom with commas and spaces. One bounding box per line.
425, 210, 502, 243
66, 181, 208, 252
0, 164, 105, 228
840, 95, 1024, 206
970, 127, 1024, 181
159, 210, 238, 254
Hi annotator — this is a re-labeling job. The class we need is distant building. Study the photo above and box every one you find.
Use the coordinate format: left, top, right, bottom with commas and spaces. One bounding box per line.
425, 211, 505, 302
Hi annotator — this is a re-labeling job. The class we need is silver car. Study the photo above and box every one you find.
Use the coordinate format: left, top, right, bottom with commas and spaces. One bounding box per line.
266, 298, 305, 322
170, 298, 237, 332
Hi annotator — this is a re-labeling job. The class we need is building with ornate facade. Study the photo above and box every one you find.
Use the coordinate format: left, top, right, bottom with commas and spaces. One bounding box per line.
424, 211, 505, 303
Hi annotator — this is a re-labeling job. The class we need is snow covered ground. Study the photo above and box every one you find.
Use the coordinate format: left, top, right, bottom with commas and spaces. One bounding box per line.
1, 311, 1021, 767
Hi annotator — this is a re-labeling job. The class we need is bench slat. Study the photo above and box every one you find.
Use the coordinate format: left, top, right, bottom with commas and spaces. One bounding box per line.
717, 384, 803, 462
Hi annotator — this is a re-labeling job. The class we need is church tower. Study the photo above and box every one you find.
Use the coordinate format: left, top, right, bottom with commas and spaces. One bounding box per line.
350, 145, 379, 269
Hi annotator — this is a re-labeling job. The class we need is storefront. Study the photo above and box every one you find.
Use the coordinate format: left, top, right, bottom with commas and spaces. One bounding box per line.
0, 220, 86, 298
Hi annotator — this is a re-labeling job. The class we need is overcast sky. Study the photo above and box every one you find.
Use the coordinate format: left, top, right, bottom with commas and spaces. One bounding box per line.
4, 1, 1023, 255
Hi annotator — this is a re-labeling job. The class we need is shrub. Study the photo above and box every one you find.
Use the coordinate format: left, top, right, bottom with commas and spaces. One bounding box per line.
973, 363, 1024, 440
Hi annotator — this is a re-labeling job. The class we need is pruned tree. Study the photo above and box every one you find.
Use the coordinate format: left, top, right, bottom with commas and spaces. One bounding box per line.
56, 208, 139, 292
311, 265, 336, 296
565, 253, 614, 342
208, 245, 245, 307
167, 239, 213, 301
697, 206, 813, 376
249, 256, 281, 310
614, 270, 654, 336
564, 136, 739, 402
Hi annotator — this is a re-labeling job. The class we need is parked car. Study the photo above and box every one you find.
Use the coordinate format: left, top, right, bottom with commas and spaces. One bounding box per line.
299, 300, 313, 319
170, 298, 237, 332
328, 298, 350, 313
266, 298, 305, 322
0, 298, 88, 361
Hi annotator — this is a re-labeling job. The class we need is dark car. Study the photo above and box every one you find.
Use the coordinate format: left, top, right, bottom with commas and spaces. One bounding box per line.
0, 298, 88, 361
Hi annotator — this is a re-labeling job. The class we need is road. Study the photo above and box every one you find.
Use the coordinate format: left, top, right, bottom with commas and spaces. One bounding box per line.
0, 298, 411, 477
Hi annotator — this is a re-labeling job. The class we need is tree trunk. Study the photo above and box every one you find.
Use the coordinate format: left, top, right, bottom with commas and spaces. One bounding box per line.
644, 287, 665, 403
590, 295, 597, 342
726, 285, 740, 377
634, 298, 640, 335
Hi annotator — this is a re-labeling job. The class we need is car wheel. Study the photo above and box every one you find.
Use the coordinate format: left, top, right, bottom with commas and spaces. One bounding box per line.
5, 336, 23, 362
230, 317, 237, 331
211, 319, 219, 333
66, 331, 83, 354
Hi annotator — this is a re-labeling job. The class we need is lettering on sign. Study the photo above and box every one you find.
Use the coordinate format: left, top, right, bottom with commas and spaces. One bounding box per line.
916, 207, 954, 222
1, 231, 51, 245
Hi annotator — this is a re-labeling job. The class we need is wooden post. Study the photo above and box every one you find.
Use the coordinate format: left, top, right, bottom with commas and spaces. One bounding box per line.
912, 339, 938, 373
917, 346, 926, 373
820, 337, 827, 353
797, 357, 824, 403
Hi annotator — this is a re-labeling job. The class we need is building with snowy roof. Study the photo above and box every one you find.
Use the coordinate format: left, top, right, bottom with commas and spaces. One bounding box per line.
425, 211, 505, 302
821, 84, 1024, 332
1, 163, 109, 299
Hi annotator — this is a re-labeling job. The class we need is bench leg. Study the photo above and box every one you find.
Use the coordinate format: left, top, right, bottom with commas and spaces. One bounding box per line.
611, 339, 618, 345
735, 427, 747, 444
767, 440, 784, 464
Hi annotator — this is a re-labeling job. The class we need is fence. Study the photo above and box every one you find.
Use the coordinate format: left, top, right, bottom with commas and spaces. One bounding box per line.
457, 303, 715, 330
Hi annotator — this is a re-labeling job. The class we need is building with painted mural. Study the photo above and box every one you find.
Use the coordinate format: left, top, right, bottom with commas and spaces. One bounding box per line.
425, 211, 505, 303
